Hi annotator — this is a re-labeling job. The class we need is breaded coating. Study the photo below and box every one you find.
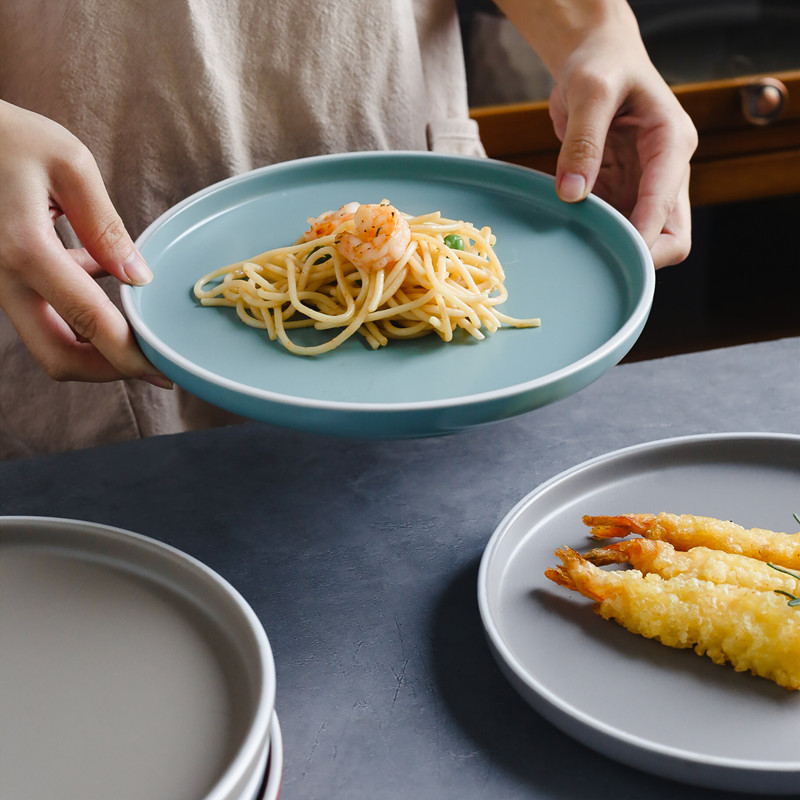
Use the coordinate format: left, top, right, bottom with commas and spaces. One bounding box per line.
583, 512, 800, 569
584, 539, 800, 594
546, 547, 800, 690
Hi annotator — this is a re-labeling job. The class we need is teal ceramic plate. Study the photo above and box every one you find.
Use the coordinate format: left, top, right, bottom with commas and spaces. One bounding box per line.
121, 152, 654, 438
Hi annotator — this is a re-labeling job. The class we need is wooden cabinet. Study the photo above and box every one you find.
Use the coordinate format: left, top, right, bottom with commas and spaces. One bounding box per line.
471, 69, 800, 207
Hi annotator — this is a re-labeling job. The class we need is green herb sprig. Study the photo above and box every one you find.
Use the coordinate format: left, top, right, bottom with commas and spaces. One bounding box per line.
768, 562, 800, 607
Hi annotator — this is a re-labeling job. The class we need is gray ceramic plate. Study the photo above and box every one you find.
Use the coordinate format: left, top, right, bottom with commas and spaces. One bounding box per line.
0, 517, 276, 800
478, 433, 800, 794
121, 151, 653, 438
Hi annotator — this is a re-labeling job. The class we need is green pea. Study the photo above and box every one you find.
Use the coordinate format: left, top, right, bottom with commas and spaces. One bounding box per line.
443, 234, 464, 251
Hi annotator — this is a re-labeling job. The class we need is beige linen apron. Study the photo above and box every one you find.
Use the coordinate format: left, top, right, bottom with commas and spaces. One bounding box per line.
0, 0, 484, 459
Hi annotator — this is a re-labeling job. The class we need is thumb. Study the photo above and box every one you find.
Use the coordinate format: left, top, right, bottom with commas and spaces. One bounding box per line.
554, 85, 616, 203
50, 151, 152, 286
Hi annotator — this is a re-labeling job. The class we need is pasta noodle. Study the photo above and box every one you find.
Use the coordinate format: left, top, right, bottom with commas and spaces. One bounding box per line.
193, 200, 540, 356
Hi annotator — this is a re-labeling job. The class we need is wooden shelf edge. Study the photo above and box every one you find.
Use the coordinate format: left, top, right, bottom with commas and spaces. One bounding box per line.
690, 149, 800, 206
471, 73, 800, 207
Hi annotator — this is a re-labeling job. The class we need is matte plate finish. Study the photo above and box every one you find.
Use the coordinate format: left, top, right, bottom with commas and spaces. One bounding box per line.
478, 433, 800, 794
121, 151, 653, 438
0, 517, 275, 800
260, 712, 283, 800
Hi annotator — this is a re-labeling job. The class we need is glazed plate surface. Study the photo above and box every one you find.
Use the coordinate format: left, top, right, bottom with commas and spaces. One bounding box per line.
121, 151, 653, 437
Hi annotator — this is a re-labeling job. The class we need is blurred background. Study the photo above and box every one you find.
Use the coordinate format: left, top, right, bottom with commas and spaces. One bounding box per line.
458, 0, 800, 361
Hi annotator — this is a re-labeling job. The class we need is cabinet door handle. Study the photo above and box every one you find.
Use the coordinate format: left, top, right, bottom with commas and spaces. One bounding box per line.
740, 78, 788, 126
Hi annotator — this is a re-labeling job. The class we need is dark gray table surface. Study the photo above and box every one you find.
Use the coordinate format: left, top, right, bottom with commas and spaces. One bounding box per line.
2, 336, 798, 800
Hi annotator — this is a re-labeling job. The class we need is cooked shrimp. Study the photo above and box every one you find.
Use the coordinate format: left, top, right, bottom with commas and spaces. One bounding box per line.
334, 201, 412, 271
302, 201, 359, 241
583, 513, 800, 570
546, 547, 800, 690
584, 539, 800, 594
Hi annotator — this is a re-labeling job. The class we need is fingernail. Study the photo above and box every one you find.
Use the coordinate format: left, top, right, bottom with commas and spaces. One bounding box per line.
142, 373, 173, 390
123, 251, 153, 285
559, 173, 587, 203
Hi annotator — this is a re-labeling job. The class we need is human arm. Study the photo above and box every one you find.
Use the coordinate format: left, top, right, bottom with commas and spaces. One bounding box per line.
0, 100, 171, 385
492, 0, 698, 268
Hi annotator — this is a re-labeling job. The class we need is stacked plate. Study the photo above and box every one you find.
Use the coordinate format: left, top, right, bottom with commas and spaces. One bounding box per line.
0, 516, 281, 800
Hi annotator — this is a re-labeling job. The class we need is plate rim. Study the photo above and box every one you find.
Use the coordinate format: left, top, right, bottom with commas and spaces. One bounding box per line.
0, 515, 276, 800
477, 431, 800, 780
260, 711, 283, 800
120, 150, 655, 415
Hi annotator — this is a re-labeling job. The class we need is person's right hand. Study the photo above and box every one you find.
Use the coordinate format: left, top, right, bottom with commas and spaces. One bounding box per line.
0, 100, 172, 386
492, 0, 697, 270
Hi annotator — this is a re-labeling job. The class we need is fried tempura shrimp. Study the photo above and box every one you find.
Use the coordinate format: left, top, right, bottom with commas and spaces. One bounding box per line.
583, 513, 800, 570
584, 539, 800, 594
546, 547, 800, 690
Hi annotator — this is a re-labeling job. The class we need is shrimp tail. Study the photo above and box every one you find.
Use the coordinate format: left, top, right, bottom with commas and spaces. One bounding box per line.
545, 547, 609, 602
583, 542, 632, 566
543, 566, 575, 590
583, 514, 657, 540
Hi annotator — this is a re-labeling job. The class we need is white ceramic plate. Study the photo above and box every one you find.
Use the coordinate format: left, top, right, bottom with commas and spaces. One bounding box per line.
0, 516, 276, 800
260, 712, 284, 800
478, 433, 800, 794
121, 151, 653, 438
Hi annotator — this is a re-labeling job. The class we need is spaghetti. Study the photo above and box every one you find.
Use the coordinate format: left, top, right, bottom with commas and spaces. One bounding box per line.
192, 200, 540, 356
